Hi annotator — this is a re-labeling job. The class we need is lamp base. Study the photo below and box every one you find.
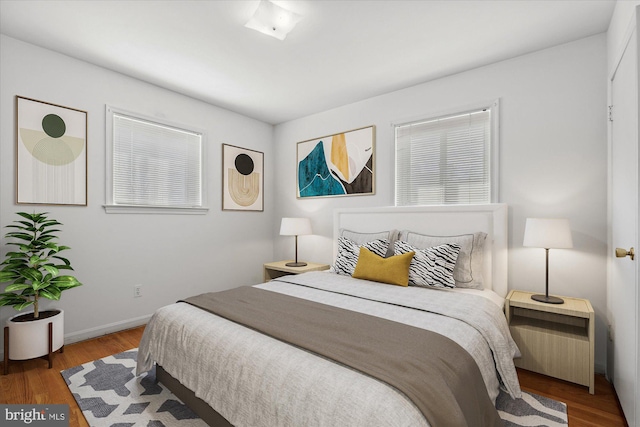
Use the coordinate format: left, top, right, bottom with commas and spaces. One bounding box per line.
285, 261, 307, 267
531, 294, 564, 304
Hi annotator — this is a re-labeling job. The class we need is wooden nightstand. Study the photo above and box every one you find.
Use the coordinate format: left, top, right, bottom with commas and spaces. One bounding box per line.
505, 290, 595, 394
263, 261, 330, 282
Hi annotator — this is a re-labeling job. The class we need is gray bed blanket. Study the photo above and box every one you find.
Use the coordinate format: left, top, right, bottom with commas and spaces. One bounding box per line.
272, 272, 521, 399
181, 286, 503, 427
137, 272, 521, 426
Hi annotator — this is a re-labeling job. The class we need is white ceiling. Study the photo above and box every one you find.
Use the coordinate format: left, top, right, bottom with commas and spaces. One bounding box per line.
0, 0, 615, 124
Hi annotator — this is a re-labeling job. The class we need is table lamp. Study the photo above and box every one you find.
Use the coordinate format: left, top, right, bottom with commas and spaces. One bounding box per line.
280, 218, 312, 267
523, 218, 573, 304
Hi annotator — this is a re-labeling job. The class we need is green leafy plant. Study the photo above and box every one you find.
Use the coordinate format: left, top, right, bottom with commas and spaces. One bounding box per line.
0, 212, 82, 319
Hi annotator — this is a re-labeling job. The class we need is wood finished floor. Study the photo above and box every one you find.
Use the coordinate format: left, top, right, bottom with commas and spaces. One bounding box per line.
0, 325, 629, 427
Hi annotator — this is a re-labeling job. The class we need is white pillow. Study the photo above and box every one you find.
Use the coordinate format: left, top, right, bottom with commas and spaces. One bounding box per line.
394, 240, 460, 289
334, 237, 389, 276
398, 231, 487, 289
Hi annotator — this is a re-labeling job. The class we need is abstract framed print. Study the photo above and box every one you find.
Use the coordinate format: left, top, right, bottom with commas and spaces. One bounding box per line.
16, 96, 88, 206
222, 144, 264, 211
296, 125, 375, 198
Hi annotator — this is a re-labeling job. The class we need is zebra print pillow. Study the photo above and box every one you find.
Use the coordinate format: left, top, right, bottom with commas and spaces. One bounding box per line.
334, 237, 389, 276
340, 229, 399, 258
398, 231, 487, 289
394, 240, 461, 288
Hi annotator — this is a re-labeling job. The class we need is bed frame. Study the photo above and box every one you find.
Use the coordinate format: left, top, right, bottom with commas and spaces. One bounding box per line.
156, 365, 232, 426
158, 203, 509, 425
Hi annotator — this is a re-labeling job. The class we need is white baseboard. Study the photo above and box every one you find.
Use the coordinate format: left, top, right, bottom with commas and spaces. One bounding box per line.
0, 314, 151, 359
63, 314, 152, 345
1, 314, 612, 383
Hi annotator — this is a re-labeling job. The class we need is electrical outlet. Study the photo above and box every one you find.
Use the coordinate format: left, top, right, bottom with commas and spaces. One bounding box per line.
134, 284, 142, 298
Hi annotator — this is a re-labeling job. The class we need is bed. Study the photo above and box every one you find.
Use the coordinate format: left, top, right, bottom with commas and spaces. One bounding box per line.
137, 204, 521, 427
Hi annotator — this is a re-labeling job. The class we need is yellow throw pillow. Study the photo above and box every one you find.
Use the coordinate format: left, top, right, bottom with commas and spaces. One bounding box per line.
352, 247, 415, 287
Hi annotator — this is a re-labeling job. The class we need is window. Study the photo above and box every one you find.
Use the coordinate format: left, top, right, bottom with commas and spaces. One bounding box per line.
395, 100, 499, 206
105, 107, 206, 214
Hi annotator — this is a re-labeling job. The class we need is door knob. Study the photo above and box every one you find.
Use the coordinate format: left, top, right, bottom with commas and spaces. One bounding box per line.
615, 247, 635, 260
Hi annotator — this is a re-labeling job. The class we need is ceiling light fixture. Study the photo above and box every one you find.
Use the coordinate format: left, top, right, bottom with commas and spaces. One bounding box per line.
245, 0, 302, 41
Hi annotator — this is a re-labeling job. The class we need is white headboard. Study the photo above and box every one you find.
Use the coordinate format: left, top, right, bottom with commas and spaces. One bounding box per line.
333, 204, 508, 297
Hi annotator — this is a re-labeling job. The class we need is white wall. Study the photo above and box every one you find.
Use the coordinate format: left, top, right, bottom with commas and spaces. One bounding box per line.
273, 34, 609, 372
0, 28, 612, 374
0, 35, 275, 348
608, 1, 640, 73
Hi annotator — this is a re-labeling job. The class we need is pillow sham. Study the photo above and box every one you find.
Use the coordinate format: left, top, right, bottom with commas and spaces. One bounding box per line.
339, 229, 399, 257
394, 240, 460, 289
398, 231, 487, 289
352, 247, 414, 287
334, 236, 389, 276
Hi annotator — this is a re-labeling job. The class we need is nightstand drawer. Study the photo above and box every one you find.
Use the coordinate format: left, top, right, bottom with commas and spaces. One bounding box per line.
505, 290, 595, 394
264, 268, 291, 282
510, 316, 590, 386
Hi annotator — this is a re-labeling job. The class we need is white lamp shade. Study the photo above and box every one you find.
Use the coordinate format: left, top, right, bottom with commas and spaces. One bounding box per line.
245, 0, 302, 41
523, 218, 573, 249
280, 218, 312, 236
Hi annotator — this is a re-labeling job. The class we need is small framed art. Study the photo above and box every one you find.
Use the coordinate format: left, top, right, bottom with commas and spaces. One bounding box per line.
222, 144, 264, 211
296, 125, 375, 198
16, 96, 88, 206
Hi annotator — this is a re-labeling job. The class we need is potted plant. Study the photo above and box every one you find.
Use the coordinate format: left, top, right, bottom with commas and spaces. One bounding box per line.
0, 212, 82, 372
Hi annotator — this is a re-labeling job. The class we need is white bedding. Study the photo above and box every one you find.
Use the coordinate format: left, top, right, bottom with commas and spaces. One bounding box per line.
325, 267, 506, 308
440, 286, 505, 308
137, 272, 521, 427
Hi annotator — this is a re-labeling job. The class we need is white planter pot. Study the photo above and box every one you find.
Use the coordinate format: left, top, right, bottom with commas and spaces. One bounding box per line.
6, 309, 64, 360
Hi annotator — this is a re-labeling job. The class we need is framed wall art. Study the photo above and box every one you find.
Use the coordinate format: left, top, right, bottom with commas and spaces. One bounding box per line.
222, 144, 264, 211
296, 125, 375, 198
16, 96, 87, 206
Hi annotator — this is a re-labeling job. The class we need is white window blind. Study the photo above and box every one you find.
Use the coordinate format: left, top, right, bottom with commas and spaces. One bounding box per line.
395, 104, 496, 206
112, 113, 203, 208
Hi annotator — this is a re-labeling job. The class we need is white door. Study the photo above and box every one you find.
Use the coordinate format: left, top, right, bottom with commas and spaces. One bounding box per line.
610, 18, 639, 427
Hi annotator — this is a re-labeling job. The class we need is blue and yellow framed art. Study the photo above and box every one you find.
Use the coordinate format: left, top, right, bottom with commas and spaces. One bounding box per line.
296, 125, 375, 198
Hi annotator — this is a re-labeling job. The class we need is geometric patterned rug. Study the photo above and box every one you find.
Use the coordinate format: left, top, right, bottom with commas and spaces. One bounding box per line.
61, 349, 206, 427
62, 349, 567, 427
496, 390, 568, 427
